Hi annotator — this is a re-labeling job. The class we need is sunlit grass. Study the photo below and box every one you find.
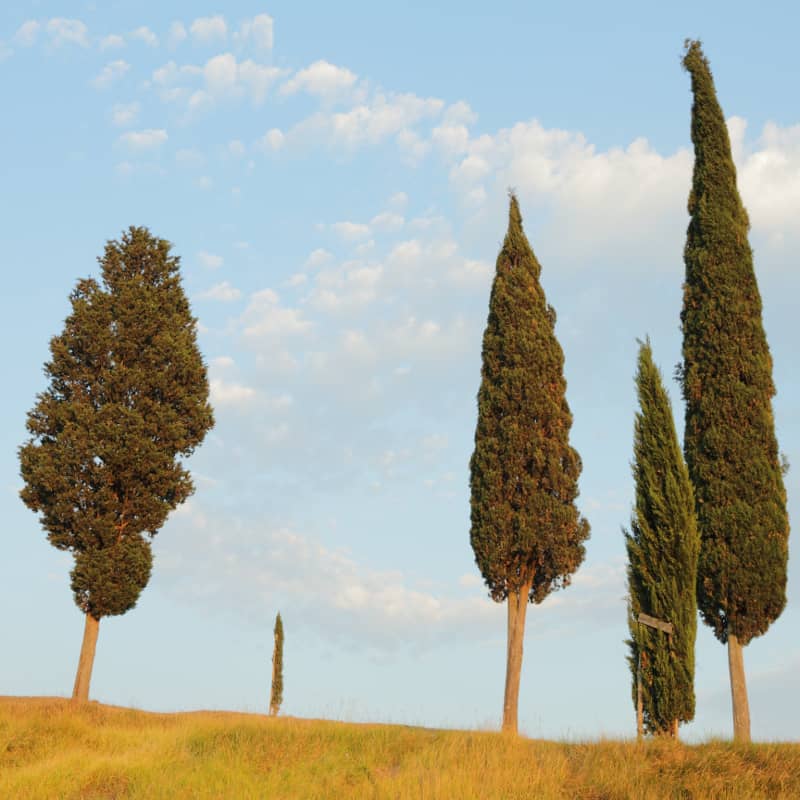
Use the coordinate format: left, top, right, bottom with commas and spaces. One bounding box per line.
2, 696, 798, 798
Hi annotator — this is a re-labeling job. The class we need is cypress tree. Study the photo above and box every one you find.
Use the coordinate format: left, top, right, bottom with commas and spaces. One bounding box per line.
626, 340, 698, 739
270, 612, 284, 716
680, 40, 790, 742
470, 194, 589, 734
19, 227, 214, 702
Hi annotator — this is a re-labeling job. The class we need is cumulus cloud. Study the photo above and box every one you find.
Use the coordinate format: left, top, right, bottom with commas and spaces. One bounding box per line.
14, 20, 40, 47
281, 60, 358, 99
330, 221, 371, 241
235, 13, 274, 50
118, 128, 168, 149
240, 288, 313, 340
209, 378, 256, 406
190, 15, 227, 43
198, 281, 242, 302
46, 18, 89, 48
99, 34, 125, 50
111, 102, 140, 127
154, 54, 284, 109
130, 26, 158, 47
197, 250, 224, 269
168, 21, 187, 48
260, 128, 284, 151
91, 59, 130, 89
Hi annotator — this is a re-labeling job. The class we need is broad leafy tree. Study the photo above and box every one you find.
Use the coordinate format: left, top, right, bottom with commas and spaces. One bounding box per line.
626, 340, 698, 739
19, 227, 214, 702
680, 40, 790, 742
470, 194, 589, 734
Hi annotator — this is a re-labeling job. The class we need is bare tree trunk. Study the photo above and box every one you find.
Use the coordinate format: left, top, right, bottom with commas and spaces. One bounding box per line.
727, 633, 751, 743
502, 582, 531, 734
72, 613, 100, 703
636, 651, 643, 740
671, 718, 679, 740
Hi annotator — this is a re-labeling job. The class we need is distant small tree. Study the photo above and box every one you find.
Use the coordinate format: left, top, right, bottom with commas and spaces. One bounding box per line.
270, 612, 284, 716
19, 227, 214, 702
626, 340, 698, 739
470, 194, 589, 734
680, 41, 790, 742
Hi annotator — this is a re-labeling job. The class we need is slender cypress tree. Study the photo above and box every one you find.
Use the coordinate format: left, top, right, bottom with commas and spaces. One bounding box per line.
470, 194, 589, 734
680, 40, 790, 742
270, 612, 284, 716
19, 227, 214, 702
626, 340, 698, 739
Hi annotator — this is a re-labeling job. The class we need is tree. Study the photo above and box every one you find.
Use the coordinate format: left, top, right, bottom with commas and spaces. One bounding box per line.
626, 340, 698, 739
19, 227, 214, 703
270, 612, 284, 716
680, 40, 790, 742
470, 194, 589, 734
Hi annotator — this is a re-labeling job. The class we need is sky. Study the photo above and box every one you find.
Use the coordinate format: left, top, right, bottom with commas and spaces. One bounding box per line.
2, 1, 799, 742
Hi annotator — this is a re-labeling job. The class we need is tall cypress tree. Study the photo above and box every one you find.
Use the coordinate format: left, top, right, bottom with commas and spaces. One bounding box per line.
270, 612, 284, 716
626, 340, 698, 739
680, 41, 790, 742
19, 227, 214, 702
470, 194, 589, 734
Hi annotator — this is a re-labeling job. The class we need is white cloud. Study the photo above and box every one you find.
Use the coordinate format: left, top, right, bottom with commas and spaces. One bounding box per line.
130, 26, 158, 47
238, 60, 283, 104
737, 120, 800, 247
14, 20, 40, 47
210, 378, 256, 407
370, 211, 404, 233
305, 248, 332, 269
99, 34, 125, 50
197, 251, 224, 270
387, 191, 408, 211
190, 15, 227, 43
91, 59, 130, 90
168, 21, 187, 48
235, 14, 274, 50
46, 18, 89, 48
118, 128, 167, 149
281, 60, 357, 98
330, 221, 371, 241
443, 100, 478, 126
210, 355, 235, 369
111, 102, 140, 127
175, 148, 205, 167
198, 281, 242, 302
241, 289, 313, 339
228, 139, 246, 157
260, 128, 284, 151
396, 128, 431, 164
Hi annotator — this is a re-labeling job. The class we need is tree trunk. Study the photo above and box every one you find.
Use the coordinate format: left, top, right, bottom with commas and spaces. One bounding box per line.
502, 582, 531, 734
671, 718, 679, 740
72, 613, 100, 703
727, 633, 751, 743
636, 650, 643, 740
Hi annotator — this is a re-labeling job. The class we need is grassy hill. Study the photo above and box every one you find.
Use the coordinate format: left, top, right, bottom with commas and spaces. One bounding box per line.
2, 696, 798, 799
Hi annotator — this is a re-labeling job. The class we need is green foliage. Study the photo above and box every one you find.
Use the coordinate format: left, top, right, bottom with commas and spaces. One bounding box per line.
680, 41, 789, 646
19, 227, 214, 619
626, 340, 699, 734
270, 613, 284, 716
470, 194, 589, 604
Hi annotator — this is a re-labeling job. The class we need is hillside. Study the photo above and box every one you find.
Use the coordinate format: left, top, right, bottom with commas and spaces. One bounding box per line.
1, 697, 798, 799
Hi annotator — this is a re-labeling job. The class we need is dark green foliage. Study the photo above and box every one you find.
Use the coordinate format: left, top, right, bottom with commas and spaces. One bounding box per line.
270, 613, 284, 715
19, 227, 214, 619
680, 41, 789, 646
470, 194, 589, 603
626, 340, 699, 734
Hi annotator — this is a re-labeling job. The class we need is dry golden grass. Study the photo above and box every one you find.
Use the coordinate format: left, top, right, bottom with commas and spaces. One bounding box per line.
1, 696, 798, 799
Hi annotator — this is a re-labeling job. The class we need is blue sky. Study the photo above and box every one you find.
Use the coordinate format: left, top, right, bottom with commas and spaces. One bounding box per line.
2, 1, 799, 741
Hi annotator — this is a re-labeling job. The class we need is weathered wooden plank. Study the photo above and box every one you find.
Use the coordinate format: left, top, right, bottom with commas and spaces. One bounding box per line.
638, 612, 674, 635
